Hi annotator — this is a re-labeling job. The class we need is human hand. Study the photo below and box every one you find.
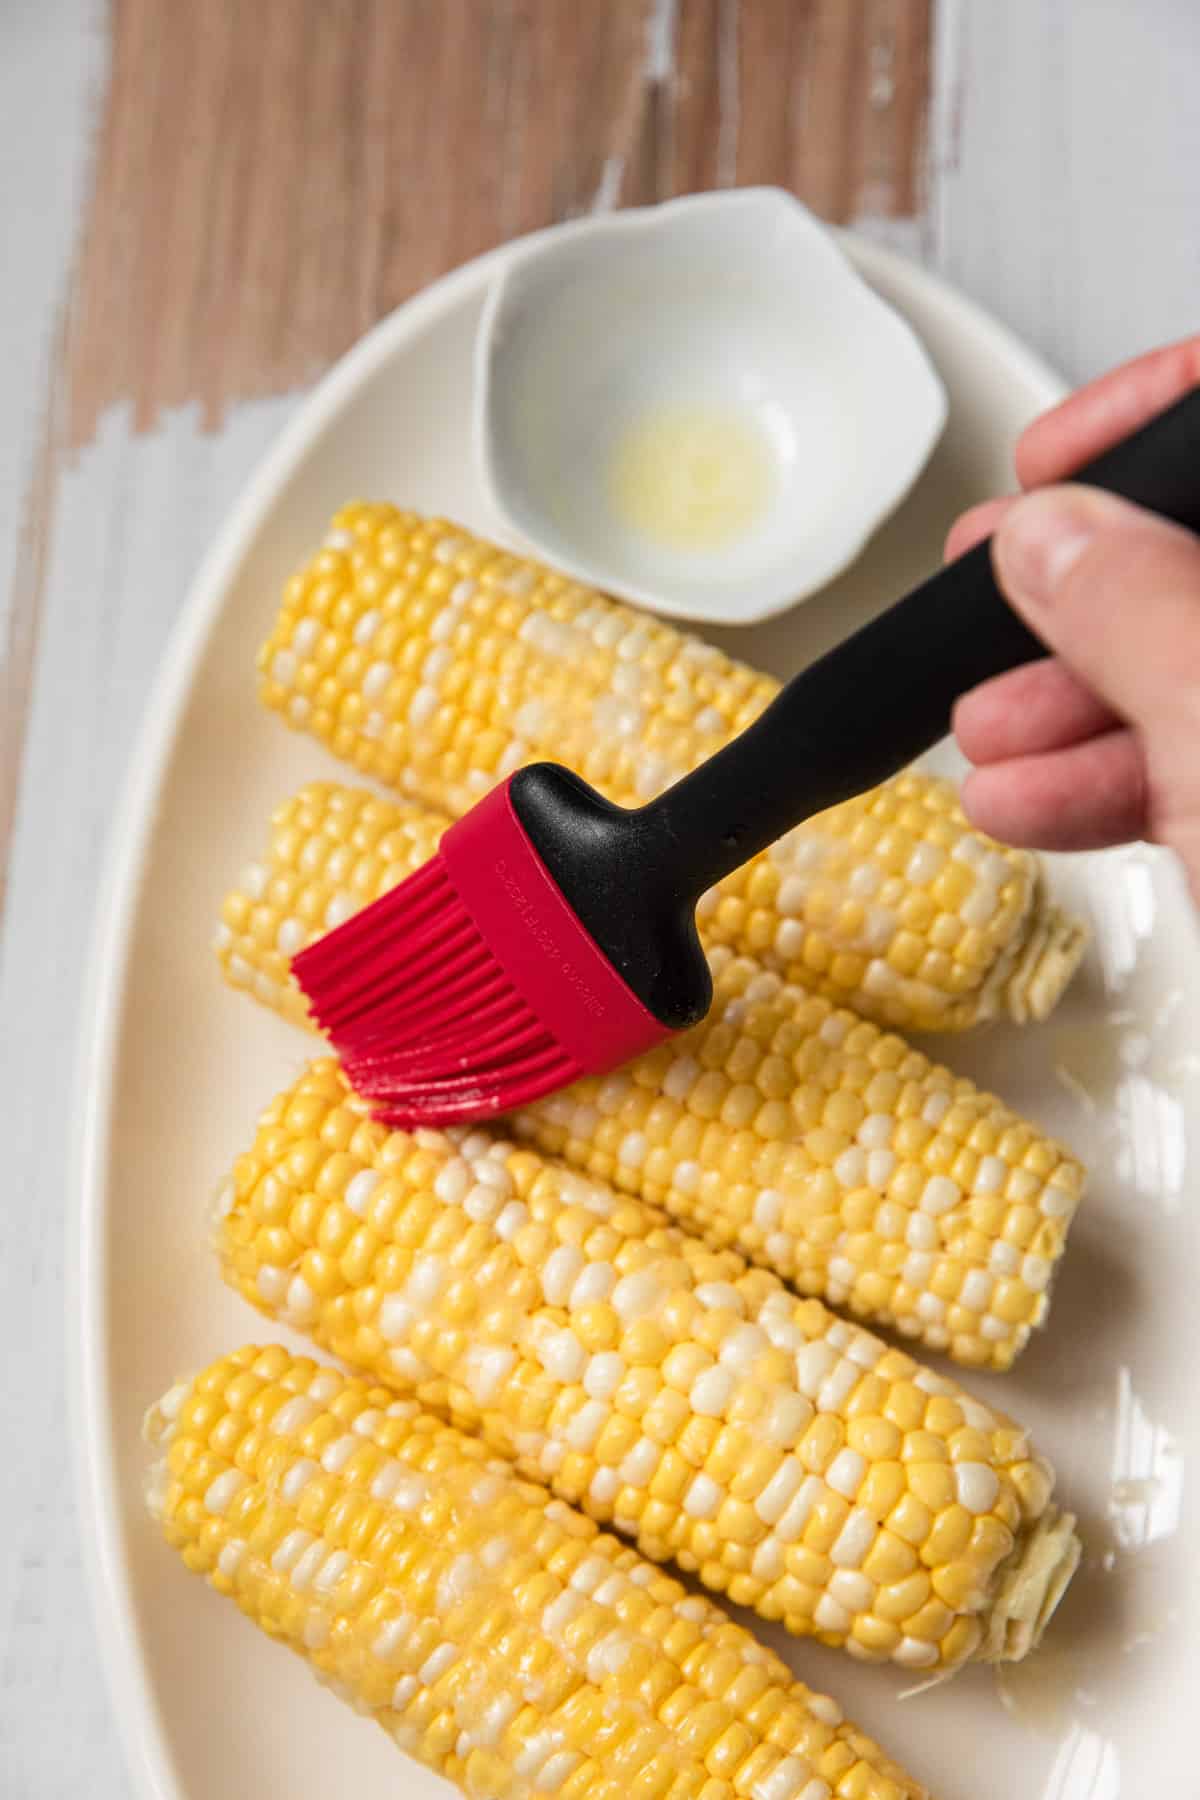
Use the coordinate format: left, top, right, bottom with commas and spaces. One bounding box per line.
948, 336, 1200, 898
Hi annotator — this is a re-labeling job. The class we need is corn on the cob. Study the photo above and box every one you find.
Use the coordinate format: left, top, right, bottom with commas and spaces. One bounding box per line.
147, 1347, 928, 1800
216, 1061, 1079, 1672
257, 505, 1086, 1032
218, 783, 1085, 1369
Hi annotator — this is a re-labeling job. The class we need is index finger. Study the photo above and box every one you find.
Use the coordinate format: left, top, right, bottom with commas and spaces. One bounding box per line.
1015, 334, 1200, 489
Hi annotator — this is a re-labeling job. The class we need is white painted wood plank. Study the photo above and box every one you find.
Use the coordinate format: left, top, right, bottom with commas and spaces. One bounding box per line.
0, 6, 116, 1797
0, 0, 104, 651
0, 394, 297, 1797
930, 0, 1200, 384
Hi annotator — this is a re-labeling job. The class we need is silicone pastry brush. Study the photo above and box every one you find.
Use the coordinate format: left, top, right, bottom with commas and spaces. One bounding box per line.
293, 388, 1200, 1126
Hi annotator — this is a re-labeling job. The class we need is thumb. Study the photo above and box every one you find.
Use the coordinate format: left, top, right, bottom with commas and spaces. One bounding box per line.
993, 484, 1200, 764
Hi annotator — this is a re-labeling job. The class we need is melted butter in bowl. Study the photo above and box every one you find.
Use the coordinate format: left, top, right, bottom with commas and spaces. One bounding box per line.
609, 404, 777, 552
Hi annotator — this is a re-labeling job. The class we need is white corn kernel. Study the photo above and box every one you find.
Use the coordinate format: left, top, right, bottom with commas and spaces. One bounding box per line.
773, 1476, 823, 1544
956, 1463, 1000, 1514
829, 1508, 876, 1569
203, 1470, 248, 1517
683, 1474, 722, 1520
825, 1449, 867, 1500
920, 1176, 961, 1216
755, 1462, 805, 1526
813, 1595, 852, 1634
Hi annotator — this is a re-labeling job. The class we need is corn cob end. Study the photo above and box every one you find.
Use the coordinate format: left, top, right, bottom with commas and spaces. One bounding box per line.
979, 1505, 1081, 1661
1003, 899, 1089, 1025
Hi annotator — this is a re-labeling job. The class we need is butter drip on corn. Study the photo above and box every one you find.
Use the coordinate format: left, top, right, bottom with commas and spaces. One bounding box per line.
216, 1062, 1079, 1670
147, 1347, 929, 1800
257, 505, 1087, 1032
217, 783, 1085, 1369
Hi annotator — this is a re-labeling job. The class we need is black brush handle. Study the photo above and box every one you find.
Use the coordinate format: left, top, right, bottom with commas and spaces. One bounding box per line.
647, 385, 1200, 896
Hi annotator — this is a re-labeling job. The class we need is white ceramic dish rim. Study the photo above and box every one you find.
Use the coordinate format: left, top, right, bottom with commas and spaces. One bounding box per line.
474, 189, 950, 624
67, 221, 1067, 1800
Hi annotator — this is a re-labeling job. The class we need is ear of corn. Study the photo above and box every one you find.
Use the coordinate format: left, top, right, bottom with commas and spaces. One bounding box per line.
147, 1346, 929, 1800
214, 1061, 1079, 1672
217, 783, 1085, 1369
257, 505, 1087, 1033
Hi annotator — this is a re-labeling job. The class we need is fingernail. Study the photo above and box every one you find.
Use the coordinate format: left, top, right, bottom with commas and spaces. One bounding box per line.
995, 490, 1097, 610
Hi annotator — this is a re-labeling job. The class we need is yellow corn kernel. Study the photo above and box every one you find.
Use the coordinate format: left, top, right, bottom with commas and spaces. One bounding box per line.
857, 1461, 907, 1521
901, 1598, 956, 1643
873, 1571, 932, 1624
905, 1463, 957, 1513
850, 1613, 903, 1659
882, 1385, 926, 1433
921, 1507, 975, 1566
861, 1533, 919, 1588
940, 1616, 985, 1667
887, 1494, 934, 1548
847, 1417, 901, 1462
930, 1560, 986, 1612
1011, 1456, 1055, 1521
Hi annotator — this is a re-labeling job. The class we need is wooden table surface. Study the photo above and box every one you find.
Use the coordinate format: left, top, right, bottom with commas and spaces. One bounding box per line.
1, 2, 1196, 1793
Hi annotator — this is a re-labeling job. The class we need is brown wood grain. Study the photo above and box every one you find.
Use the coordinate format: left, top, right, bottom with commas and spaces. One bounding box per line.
67, 0, 930, 444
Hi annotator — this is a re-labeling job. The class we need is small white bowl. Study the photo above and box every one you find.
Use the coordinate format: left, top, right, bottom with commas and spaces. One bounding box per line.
475, 188, 948, 625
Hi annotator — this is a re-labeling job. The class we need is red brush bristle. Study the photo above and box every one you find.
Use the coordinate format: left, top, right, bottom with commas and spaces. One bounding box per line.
291, 779, 670, 1128
293, 852, 584, 1126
